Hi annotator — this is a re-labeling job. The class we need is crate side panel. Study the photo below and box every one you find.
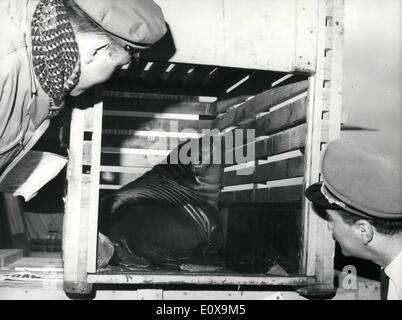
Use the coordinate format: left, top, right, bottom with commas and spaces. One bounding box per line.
146, 0, 317, 73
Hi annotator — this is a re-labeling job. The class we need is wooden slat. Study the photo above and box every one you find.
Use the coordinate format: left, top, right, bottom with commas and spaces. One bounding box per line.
214, 95, 250, 115
88, 271, 315, 286
101, 147, 170, 156
315, 0, 343, 285
202, 67, 237, 88
140, 62, 170, 84
254, 124, 307, 159
182, 65, 217, 87
67, 99, 104, 275
220, 185, 303, 204
105, 81, 220, 97
212, 80, 308, 130
303, 19, 327, 278
162, 64, 194, 85
63, 106, 91, 293
271, 74, 294, 87
99, 184, 121, 190
302, 76, 321, 275
102, 135, 182, 151
199, 97, 308, 162
100, 165, 152, 173
302, 0, 342, 285
222, 156, 304, 187
100, 172, 147, 186
103, 91, 203, 102
242, 97, 307, 137
101, 153, 165, 168
223, 124, 307, 166
101, 129, 201, 139
86, 99, 103, 273
216, 70, 253, 95
218, 71, 281, 101
271, 74, 308, 88
7, 257, 63, 272
104, 98, 217, 116
119, 60, 147, 83
0, 249, 23, 267
102, 118, 213, 133
103, 110, 200, 120
88, 272, 315, 286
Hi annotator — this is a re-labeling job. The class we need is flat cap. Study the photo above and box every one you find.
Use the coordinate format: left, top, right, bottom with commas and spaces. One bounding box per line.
305, 139, 402, 220
73, 0, 167, 50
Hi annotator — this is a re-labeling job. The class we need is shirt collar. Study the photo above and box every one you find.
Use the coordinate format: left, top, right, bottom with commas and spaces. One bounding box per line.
384, 251, 402, 285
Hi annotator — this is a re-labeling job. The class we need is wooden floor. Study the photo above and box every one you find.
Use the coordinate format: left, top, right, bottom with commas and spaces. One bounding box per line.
0, 255, 380, 300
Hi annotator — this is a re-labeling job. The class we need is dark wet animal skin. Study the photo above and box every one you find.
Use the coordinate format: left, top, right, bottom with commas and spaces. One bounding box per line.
99, 141, 224, 268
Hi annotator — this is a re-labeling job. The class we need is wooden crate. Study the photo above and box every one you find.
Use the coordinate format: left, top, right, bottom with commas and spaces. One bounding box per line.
63, 0, 344, 297
0, 249, 23, 268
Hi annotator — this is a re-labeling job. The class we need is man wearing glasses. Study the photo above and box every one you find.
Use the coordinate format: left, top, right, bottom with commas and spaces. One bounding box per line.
0, 0, 166, 182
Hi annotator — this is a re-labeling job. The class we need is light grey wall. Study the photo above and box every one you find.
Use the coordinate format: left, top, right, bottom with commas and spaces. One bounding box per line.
342, 0, 401, 162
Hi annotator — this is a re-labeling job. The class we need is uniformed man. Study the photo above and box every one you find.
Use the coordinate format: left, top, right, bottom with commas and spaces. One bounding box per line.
0, 0, 167, 182
305, 139, 402, 300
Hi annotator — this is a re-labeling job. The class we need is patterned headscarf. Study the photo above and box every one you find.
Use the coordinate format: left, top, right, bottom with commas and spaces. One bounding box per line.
31, 0, 81, 118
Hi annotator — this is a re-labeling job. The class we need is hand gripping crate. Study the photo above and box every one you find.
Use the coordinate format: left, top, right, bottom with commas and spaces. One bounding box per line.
62, 0, 344, 298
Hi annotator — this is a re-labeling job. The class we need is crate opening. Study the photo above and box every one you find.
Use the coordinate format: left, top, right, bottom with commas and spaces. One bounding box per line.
85, 60, 310, 281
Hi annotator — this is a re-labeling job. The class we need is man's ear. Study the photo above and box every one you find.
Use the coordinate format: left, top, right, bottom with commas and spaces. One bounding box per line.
84, 42, 111, 64
354, 220, 374, 245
